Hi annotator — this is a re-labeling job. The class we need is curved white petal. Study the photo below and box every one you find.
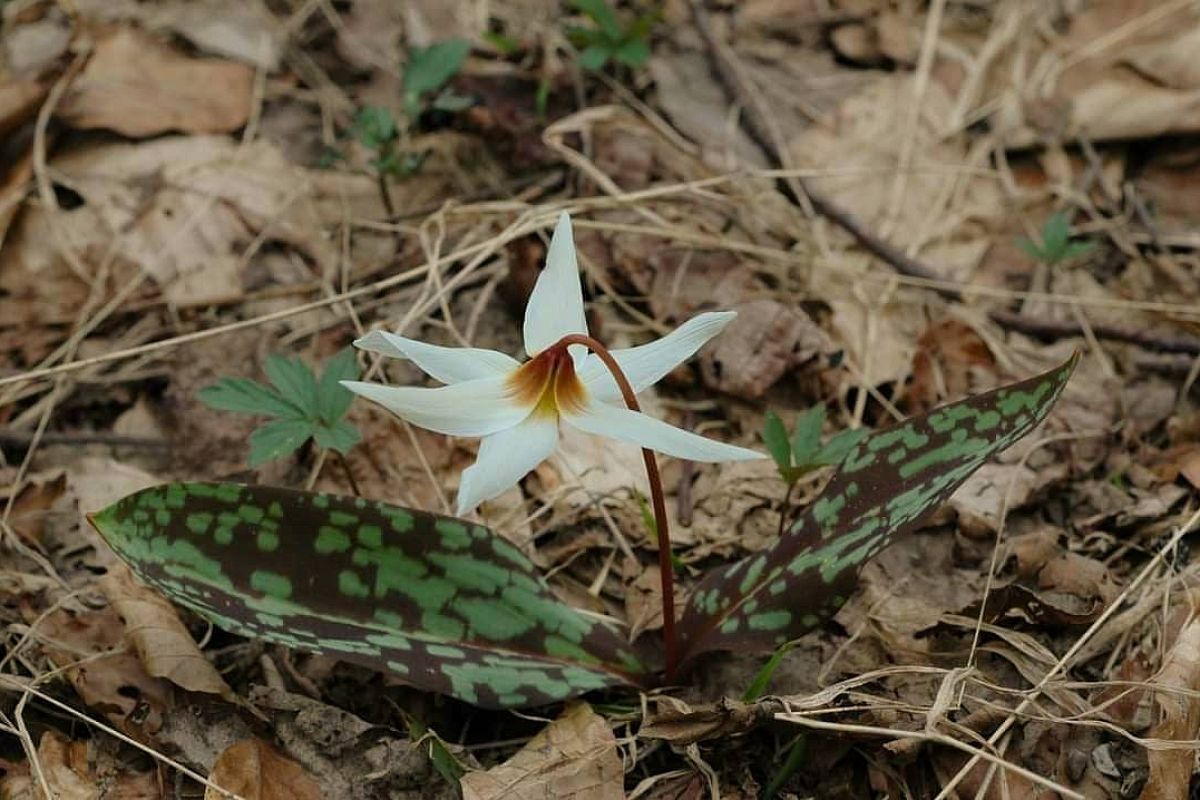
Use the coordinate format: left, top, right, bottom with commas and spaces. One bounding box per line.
577, 311, 737, 402
456, 413, 559, 515
523, 212, 587, 364
354, 330, 518, 385
341, 377, 527, 437
564, 400, 764, 462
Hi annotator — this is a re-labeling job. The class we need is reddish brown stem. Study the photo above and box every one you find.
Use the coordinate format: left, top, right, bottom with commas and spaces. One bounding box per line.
556, 333, 679, 682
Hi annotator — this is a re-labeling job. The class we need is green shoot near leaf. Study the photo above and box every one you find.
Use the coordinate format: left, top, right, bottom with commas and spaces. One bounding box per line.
762, 404, 868, 485
742, 640, 797, 702
567, 0, 655, 71
199, 349, 362, 467
1018, 211, 1095, 265
404, 39, 471, 118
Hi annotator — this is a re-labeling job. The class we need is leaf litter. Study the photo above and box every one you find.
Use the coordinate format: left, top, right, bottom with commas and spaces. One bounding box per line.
3, 0, 1200, 797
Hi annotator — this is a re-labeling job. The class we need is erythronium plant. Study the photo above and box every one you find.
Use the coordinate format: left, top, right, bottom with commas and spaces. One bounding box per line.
342, 212, 763, 677
87, 210, 1080, 709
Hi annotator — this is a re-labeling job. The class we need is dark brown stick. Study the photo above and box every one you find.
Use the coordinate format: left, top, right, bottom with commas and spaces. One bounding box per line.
687, 0, 1200, 357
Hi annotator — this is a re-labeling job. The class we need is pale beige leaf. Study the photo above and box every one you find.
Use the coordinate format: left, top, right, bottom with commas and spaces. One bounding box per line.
99, 565, 235, 700
58, 25, 253, 137
1140, 619, 1200, 800
461, 703, 624, 800
206, 738, 321, 800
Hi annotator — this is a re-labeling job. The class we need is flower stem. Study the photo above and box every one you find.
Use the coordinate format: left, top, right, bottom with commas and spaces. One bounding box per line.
334, 450, 363, 498
556, 334, 680, 682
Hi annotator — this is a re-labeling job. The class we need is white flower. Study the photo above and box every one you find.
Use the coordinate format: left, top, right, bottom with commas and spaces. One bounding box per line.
343, 212, 764, 515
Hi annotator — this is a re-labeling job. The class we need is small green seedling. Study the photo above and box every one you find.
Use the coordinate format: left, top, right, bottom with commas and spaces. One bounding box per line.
198, 349, 361, 467
762, 404, 867, 486
403, 39, 472, 118
1018, 211, 1095, 265
567, 0, 655, 70
349, 106, 426, 176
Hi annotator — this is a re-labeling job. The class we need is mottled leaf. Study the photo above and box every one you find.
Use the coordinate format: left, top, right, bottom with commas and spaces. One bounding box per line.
676, 354, 1078, 665
89, 484, 645, 709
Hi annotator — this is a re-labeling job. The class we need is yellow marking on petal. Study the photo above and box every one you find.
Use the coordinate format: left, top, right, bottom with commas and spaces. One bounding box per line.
506, 347, 587, 420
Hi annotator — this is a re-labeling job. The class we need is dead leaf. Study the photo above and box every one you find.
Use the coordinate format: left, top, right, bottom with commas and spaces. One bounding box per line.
58, 26, 253, 137
640, 696, 771, 746
949, 461, 1043, 535
7, 472, 66, 546
1140, 619, 1200, 800
700, 299, 825, 399
625, 564, 665, 639
1037, 552, 1122, 610
1178, 448, 1200, 490
145, 1, 283, 71
99, 565, 235, 700
906, 319, 997, 413
206, 739, 322, 800
460, 703, 624, 800
3, 732, 102, 800
0, 135, 376, 320
35, 605, 173, 737
0, 78, 46, 139
247, 686, 433, 798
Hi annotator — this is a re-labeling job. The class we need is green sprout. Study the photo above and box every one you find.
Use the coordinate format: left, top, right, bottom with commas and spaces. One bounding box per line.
403, 39, 472, 118
567, 0, 656, 71
198, 349, 361, 467
762, 404, 867, 486
1018, 211, 1095, 265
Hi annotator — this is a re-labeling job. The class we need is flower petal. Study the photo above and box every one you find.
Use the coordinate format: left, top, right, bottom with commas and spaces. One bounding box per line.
354, 330, 519, 384
577, 311, 736, 402
564, 400, 764, 462
456, 413, 559, 515
524, 212, 588, 364
341, 377, 527, 437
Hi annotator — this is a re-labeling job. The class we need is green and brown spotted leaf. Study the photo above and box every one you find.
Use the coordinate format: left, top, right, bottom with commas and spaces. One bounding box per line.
88, 484, 645, 709
676, 354, 1079, 666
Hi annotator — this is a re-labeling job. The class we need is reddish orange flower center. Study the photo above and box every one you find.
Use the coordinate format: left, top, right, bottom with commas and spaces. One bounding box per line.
507, 346, 587, 418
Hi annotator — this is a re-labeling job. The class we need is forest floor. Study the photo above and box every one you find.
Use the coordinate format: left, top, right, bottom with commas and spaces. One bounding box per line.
3, 0, 1200, 798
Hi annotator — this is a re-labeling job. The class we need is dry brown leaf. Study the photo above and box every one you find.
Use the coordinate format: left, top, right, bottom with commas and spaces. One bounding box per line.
206, 738, 321, 800
0, 78, 46, 139
699, 299, 825, 399
640, 696, 769, 746
35, 605, 173, 737
460, 703, 624, 800
2, 732, 102, 800
949, 461, 1043, 535
624, 563, 665, 639
906, 319, 997, 413
1140, 619, 1200, 800
7, 472, 66, 546
0, 135, 378, 320
99, 565, 235, 700
58, 25, 253, 137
